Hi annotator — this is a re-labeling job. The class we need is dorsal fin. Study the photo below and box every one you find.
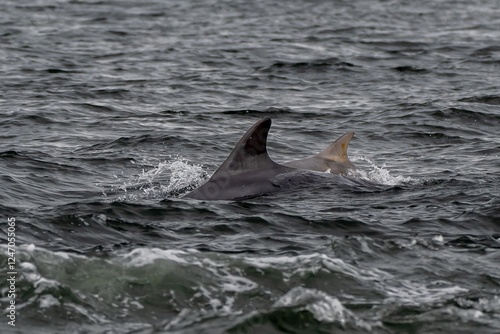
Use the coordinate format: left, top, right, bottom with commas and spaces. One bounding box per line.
316, 132, 355, 163
212, 118, 278, 176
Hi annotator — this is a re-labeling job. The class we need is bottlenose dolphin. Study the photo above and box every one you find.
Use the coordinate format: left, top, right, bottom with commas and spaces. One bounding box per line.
184, 118, 355, 200
283, 132, 355, 174
184, 118, 295, 200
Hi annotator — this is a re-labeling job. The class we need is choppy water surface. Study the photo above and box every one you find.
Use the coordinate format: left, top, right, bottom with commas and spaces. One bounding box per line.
1, 0, 499, 333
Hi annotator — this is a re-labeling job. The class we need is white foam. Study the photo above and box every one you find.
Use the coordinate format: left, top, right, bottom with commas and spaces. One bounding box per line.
34, 277, 61, 293
102, 157, 206, 201
129, 300, 144, 310
273, 287, 373, 329
242, 252, 467, 307
20, 262, 41, 282
118, 247, 197, 267
162, 158, 206, 195
432, 235, 444, 244
274, 287, 348, 324
11, 244, 469, 312
38, 294, 61, 308
119, 247, 258, 294
350, 156, 414, 185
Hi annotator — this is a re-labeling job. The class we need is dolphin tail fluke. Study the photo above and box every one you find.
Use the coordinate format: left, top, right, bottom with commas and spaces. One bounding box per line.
316, 132, 355, 164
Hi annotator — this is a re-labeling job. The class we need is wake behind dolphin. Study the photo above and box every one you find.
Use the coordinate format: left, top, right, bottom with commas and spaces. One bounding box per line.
184, 118, 355, 200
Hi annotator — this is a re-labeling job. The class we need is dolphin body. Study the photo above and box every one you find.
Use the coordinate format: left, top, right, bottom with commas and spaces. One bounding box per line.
184, 118, 355, 201
283, 131, 355, 174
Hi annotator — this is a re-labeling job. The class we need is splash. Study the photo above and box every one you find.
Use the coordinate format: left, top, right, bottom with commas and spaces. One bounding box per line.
163, 158, 207, 196
102, 157, 207, 201
274, 287, 349, 325
350, 156, 414, 186
101, 155, 414, 201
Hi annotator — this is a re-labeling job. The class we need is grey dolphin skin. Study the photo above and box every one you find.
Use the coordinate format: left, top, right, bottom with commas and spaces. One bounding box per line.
184, 118, 355, 201
184, 118, 295, 200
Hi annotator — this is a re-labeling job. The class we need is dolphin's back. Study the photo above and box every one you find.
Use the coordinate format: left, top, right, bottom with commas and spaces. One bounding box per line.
284, 132, 356, 174
184, 119, 294, 200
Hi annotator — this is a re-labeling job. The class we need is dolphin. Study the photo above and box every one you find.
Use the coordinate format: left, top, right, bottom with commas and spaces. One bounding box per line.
184, 118, 355, 200
184, 118, 295, 200
283, 132, 355, 174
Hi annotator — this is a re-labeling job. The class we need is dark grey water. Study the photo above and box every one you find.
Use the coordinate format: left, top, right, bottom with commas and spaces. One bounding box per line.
1, 0, 499, 333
